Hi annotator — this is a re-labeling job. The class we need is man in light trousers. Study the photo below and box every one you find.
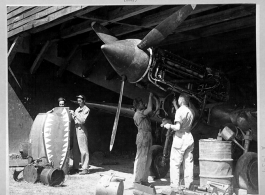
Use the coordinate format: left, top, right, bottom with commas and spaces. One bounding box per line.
70, 95, 90, 175
163, 93, 195, 192
133, 93, 154, 186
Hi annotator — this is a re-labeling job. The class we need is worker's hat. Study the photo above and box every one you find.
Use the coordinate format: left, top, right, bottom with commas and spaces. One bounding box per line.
76, 95, 86, 101
58, 97, 66, 102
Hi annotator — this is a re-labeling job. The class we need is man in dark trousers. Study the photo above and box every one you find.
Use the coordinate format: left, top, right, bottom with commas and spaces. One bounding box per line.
132, 92, 154, 185
70, 95, 90, 175
162, 93, 195, 192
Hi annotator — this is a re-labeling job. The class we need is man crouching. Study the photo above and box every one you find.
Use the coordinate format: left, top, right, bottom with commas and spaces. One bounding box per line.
133, 93, 154, 186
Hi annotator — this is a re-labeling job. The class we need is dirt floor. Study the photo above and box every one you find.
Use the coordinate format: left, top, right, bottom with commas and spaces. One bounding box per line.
9, 155, 200, 195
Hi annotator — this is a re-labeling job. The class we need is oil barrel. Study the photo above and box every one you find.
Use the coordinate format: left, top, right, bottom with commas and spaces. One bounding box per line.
23, 164, 44, 183
39, 168, 65, 186
199, 139, 233, 186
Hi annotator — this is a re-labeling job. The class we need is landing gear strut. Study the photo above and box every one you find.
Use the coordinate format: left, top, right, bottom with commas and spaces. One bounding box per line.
150, 128, 172, 179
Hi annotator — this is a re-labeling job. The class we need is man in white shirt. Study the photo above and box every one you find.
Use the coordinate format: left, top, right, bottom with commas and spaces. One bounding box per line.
162, 93, 195, 192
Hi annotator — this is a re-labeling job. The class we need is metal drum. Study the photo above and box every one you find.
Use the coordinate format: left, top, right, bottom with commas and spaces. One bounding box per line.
39, 168, 65, 186
95, 175, 125, 195
199, 139, 233, 186
23, 164, 44, 183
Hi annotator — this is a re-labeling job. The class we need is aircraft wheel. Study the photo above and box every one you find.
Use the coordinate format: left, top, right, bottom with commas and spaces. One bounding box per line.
150, 145, 170, 179
234, 152, 258, 194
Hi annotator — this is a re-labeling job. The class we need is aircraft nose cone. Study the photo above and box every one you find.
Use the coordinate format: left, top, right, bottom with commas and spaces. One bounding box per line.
101, 39, 150, 83
101, 41, 134, 75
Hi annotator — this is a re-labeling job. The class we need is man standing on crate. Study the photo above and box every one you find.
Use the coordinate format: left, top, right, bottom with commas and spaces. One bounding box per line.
70, 95, 90, 175
162, 93, 195, 192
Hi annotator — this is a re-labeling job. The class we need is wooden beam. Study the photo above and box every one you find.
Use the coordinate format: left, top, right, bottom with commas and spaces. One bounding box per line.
30, 6, 101, 33
60, 5, 161, 39
7, 6, 20, 14
8, 6, 101, 38
8, 36, 23, 66
8, 6, 51, 26
82, 16, 151, 29
8, 6, 66, 32
57, 45, 79, 77
8, 36, 23, 89
7, 6, 35, 20
30, 41, 51, 74
108, 5, 162, 22
8, 67, 22, 89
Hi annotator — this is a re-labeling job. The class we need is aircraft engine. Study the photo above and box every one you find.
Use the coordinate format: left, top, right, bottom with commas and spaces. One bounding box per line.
145, 48, 230, 103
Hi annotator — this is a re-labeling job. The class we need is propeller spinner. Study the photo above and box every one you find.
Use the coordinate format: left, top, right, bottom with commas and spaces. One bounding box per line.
91, 4, 196, 151
91, 4, 196, 82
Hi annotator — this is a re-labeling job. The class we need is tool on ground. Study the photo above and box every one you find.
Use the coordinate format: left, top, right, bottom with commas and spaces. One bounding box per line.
207, 181, 232, 194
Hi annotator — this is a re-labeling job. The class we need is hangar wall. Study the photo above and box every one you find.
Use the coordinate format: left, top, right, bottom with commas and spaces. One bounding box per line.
8, 56, 140, 156
8, 83, 33, 154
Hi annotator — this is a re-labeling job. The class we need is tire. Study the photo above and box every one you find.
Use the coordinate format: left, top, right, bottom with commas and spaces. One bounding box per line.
234, 152, 258, 194
150, 145, 170, 179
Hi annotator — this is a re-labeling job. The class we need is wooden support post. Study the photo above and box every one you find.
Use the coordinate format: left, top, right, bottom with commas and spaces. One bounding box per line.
30, 40, 51, 74
8, 36, 23, 89
8, 67, 21, 89
8, 36, 23, 66
57, 45, 79, 77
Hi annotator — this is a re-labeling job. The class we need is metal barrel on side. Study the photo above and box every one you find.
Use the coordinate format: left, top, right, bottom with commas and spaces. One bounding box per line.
23, 164, 44, 183
199, 139, 233, 186
39, 168, 65, 186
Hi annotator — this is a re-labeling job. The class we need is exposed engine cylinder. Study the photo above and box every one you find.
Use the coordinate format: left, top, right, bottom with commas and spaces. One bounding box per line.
145, 48, 230, 102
